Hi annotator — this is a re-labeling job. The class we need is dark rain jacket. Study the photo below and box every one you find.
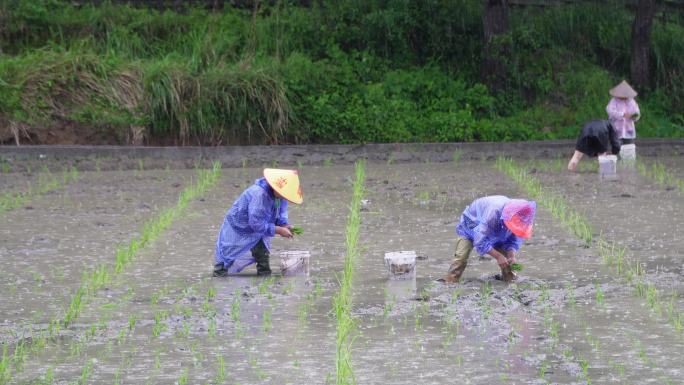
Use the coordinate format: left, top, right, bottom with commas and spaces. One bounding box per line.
575, 120, 621, 157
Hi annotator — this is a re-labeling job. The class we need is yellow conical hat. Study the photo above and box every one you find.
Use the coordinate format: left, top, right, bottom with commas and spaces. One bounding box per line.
263, 168, 303, 204
609, 80, 637, 98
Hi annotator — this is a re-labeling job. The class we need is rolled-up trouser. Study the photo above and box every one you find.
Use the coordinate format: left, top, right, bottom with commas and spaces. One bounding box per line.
446, 236, 508, 282
444, 237, 474, 282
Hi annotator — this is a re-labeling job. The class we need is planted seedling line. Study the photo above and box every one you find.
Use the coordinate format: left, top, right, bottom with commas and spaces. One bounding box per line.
496, 158, 671, 381
0, 166, 79, 214
597, 237, 684, 335
497, 157, 684, 337
495, 157, 593, 245
332, 160, 365, 385
636, 159, 684, 195
0, 162, 222, 382
59, 280, 214, 385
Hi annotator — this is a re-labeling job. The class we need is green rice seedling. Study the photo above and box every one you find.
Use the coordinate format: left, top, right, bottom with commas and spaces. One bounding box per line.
297, 160, 304, 169
206, 286, 217, 301
180, 320, 191, 338
298, 302, 310, 326
291, 226, 304, 235
116, 327, 127, 345
594, 282, 604, 306
0, 344, 11, 383
510, 263, 523, 271
128, 314, 137, 332
113, 368, 122, 385
538, 360, 548, 381
154, 350, 162, 371
263, 308, 273, 332
152, 310, 168, 337
208, 317, 217, 337
564, 282, 576, 309
41, 366, 54, 384
214, 355, 226, 383
323, 157, 333, 167
79, 358, 94, 385
138, 159, 145, 172
231, 293, 241, 324
178, 368, 189, 385
646, 284, 662, 316
579, 357, 590, 382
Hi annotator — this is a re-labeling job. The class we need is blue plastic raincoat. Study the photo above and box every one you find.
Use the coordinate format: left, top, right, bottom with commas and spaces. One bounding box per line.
215, 178, 289, 273
456, 195, 524, 256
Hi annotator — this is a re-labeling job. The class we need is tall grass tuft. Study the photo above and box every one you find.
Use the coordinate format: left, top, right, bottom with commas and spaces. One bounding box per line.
332, 160, 366, 385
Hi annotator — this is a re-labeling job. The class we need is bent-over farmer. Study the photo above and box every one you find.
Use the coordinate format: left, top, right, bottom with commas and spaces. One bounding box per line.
213, 168, 303, 277
440, 195, 536, 283
567, 119, 621, 171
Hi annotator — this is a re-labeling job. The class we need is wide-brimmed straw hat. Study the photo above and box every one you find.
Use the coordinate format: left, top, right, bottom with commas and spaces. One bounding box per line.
264, 168, 303, 204
609, 80, 637, 99
502, 199, 536, 239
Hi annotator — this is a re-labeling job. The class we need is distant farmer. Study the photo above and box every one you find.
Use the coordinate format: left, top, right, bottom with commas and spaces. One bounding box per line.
606, 80, 640, 145
567, 120, 621, 171
440, 196, 536, 283
213, 168, 303, 277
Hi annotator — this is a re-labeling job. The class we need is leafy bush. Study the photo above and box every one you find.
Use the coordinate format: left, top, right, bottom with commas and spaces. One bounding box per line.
0, 0, 682, 144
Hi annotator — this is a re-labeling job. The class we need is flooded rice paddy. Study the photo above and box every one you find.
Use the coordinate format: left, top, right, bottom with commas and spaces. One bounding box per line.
1, 153, 683, 384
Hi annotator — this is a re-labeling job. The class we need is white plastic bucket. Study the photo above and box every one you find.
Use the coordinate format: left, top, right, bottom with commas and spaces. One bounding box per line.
280, 251, 310, 276
598, 155, 618, 179
384, 251, 417, 280
620, 144, 636, 161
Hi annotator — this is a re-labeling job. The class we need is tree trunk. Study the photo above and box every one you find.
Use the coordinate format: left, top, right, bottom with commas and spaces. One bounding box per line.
630, 0, 656, 90
481, 0, 509, 93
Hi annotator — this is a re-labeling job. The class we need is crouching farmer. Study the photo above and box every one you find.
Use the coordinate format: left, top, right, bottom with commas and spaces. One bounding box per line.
441, 196, 536, 283
213, 168, 303, 277
567, 119, 621, 171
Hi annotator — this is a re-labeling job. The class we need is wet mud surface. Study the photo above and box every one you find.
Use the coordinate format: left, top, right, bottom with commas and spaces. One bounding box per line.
2, 156, 684, 384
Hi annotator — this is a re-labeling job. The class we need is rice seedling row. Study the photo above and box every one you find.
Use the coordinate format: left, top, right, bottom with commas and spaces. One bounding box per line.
332, 160, 366, 384
0, 162, 222, 383
0, 166, 79, 214
496, 157, 684, 336
636, 159, 684, 195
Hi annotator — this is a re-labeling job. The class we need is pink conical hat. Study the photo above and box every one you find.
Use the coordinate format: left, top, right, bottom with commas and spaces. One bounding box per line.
609, 80, 637, 98
502, 200, 536, 239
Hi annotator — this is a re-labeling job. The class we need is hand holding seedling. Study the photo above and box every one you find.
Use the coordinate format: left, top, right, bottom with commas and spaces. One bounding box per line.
276, 226, 293, 238
290, 226, 304, 235
510, 263, 523, 271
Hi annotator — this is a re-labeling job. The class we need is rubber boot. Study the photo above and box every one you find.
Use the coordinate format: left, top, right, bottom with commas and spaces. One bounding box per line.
498, 263, 517, 282
441, 260, 467, 283
252, 240, 272, 276
213, 262, 228, 277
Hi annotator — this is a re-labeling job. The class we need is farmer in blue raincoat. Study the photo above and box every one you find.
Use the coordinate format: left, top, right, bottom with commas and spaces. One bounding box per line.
213, 168, 303, 277
440, 195, 536, 283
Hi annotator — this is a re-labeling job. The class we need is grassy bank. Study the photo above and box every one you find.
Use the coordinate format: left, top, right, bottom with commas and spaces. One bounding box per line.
0, 1, 682, 145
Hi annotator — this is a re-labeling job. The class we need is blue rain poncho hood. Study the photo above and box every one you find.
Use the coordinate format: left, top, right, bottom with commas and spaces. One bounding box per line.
215, 178, 289, 273
456, 195, 526, 255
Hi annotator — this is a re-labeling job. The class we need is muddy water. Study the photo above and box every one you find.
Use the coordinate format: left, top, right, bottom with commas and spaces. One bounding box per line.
0, 170, 193, 333
6, 160, 684, 385
525, 156, 684, 311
